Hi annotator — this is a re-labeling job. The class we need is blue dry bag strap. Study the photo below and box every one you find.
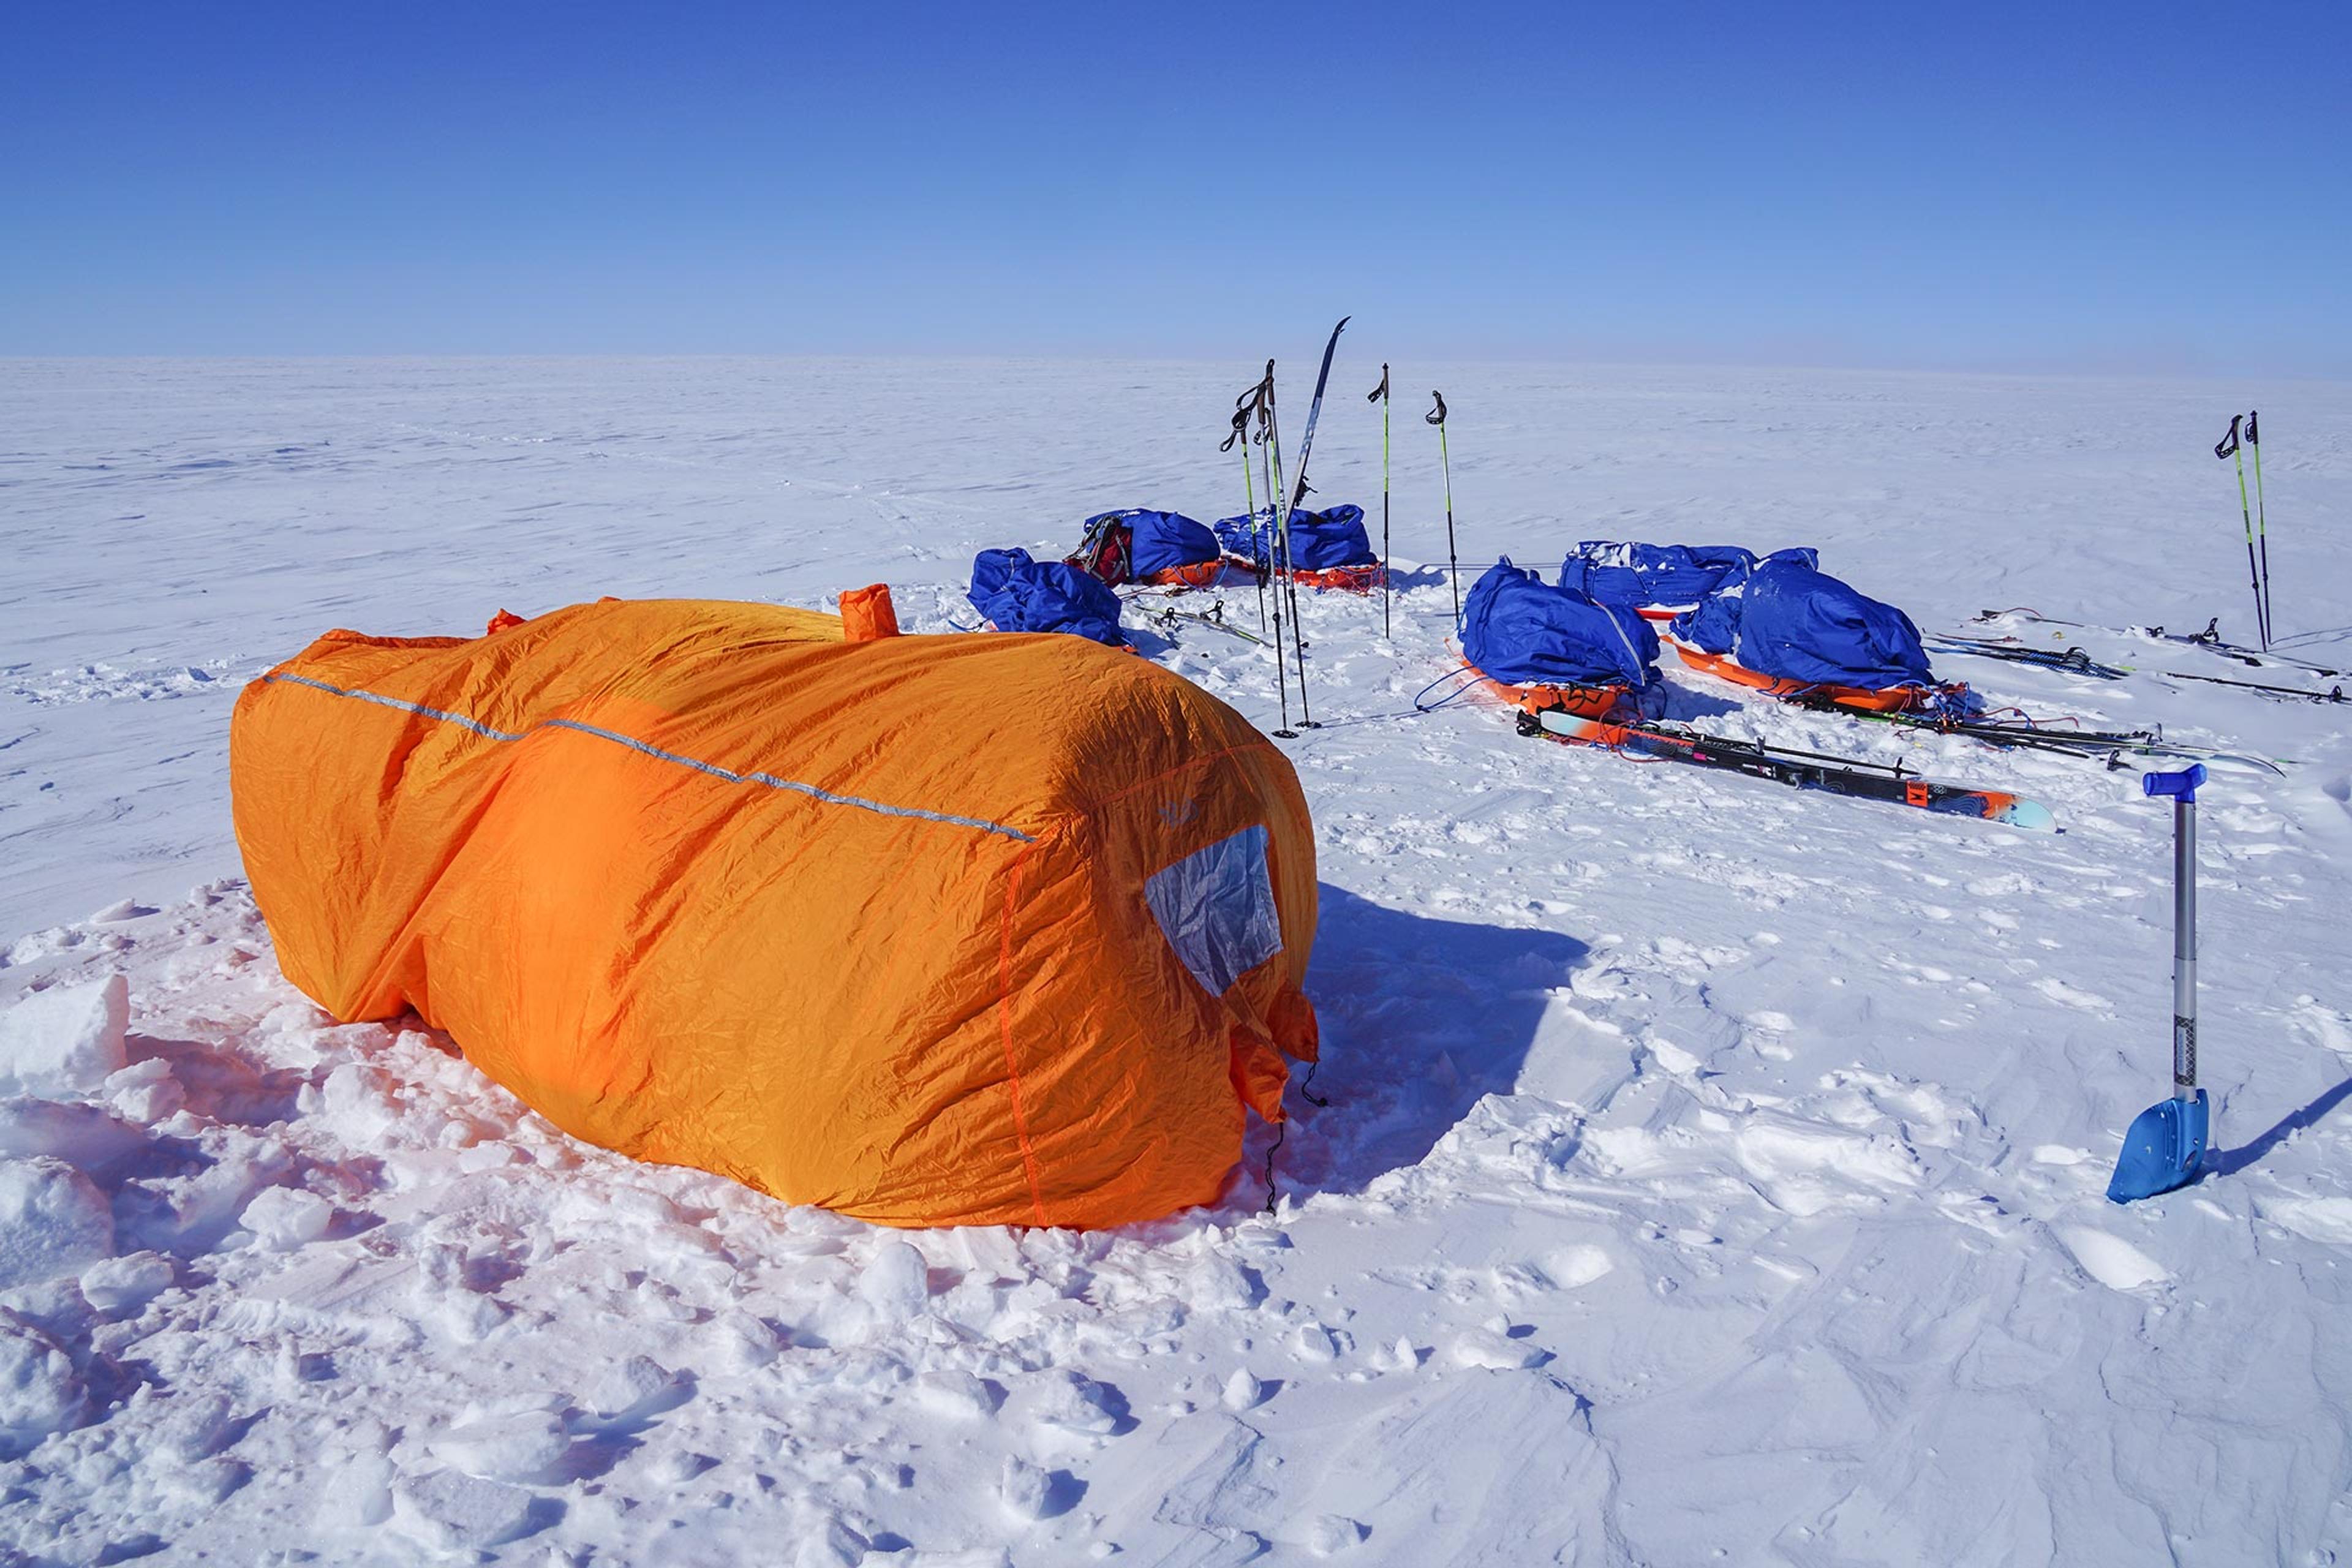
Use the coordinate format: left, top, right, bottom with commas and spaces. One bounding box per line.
2143, 764, 2207, 803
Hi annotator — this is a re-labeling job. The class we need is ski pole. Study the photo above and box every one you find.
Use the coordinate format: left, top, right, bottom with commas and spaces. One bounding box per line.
2108, 764, 2211, 1202
1258, 361, 1295, 737
1428, 391, 1460, 629
2249, 408, 2273, 643
1368, 363, 1390, 639
2215, 414, 2267, 650
1264, 371, 1316, 733
1224, 391, 1268, 635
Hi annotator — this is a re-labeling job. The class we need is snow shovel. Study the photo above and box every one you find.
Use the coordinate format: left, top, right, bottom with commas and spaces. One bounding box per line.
2108, 764, 2212, 1202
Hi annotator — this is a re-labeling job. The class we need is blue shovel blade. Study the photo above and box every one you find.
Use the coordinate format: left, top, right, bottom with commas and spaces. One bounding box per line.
2107, 1088, 2210, 1203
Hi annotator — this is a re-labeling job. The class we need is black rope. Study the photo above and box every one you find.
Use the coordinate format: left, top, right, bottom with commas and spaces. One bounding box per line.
1261, 1116, 1285, 1215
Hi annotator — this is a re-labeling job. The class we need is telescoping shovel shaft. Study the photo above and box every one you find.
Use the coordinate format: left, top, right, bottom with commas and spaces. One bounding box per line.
2108, 764, 2212, 1202
2165, 774, 2198, 1099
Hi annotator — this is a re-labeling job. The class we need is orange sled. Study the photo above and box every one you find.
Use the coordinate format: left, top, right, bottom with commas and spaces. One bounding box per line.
1145, 560, 1230, 589
1225, 557, 1385, 594
1661, 631, 1934, 714
1461, 662, 1632, 720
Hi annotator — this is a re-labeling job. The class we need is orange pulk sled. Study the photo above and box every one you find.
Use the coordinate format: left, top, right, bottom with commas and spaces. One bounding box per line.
230, 593, 1319, 1229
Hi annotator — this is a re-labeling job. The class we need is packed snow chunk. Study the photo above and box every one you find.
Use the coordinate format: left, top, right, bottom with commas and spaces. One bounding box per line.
1220, 1368, 1267, 1412
239, 1185, 334, 1251
1292, 1322, 1340, 1363
0, 1157, 115, 1288
998, 1455, 1053, 1521
586, 1353, 680, 1420
0, 975, 129, 1098
394, 1468, 538, 1551
1545, 1245, 1615, 1291
1449, 1328, 1547, 1370
161, 1455, 251, 1507
2055, 1226, 2171, 1291
794, 1512, 870, 1568
79, 1250, 174, 1316
154, 1390, 239, 1461
427, 1410, 570, 1480
714, 1309, 783, 1370
102, 1057, 184, 1123
130, 1129, 293, 1254
0, 1309, 88, 1457
1010, 1368, 1122, 1436
913, 1368, 1002, 1420
315, 1420, 397, 1529
859, 1238, 931, 1319
318, 1062, 402, 1142
1307, 1514, 1369, 1556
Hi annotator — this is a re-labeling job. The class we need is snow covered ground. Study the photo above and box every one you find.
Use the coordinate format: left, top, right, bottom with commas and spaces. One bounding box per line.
4, 355, 2350, 1565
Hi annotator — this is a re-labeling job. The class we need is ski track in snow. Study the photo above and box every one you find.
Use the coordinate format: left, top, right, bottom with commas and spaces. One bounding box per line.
3, 357, 2351, 1565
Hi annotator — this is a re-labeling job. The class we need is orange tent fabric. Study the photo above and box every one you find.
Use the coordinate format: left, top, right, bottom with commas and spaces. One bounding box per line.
230, 598, 1318, 1228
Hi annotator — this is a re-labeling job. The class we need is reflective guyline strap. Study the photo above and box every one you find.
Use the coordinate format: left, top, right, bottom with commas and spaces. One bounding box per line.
263, 673, 1037, 843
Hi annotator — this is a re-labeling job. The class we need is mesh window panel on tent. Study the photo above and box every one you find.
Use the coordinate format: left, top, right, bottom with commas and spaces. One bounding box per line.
1144, 824, 1282, 997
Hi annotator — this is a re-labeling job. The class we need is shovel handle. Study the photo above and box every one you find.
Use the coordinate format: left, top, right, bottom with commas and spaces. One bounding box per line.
2143, 764, 2206, 802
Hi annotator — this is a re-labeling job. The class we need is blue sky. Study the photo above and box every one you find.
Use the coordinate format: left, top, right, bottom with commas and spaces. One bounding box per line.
6, 2, 2346, 371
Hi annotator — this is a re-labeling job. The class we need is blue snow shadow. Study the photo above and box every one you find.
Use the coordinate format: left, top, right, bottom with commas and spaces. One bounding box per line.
1273, 883, 1589, 1199
2206, 1072, 2352, 1178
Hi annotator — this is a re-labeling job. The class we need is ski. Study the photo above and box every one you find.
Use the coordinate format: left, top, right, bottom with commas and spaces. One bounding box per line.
1937, 623, 2341, 709
1147, 601, 1267, 646
2147, 617, 2341, 678
1969, 608, 2345, 679
1929, 635, 2128, 680
1678, 637, 2264, 766
1518, 706, 2057, 830
1798, 699, 2286, 775
1265, 316, 1349, 733
2155, 667, 2346, 704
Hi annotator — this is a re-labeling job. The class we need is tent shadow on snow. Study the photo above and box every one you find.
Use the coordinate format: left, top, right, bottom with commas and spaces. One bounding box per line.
1279, 883, 1588, 1199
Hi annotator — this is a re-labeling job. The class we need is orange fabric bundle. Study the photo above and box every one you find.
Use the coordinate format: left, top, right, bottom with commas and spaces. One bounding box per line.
230, 598, 1317, 1228
837, 582, 900, 643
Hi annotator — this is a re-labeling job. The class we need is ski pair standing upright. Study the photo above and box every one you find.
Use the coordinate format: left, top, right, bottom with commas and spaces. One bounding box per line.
2214, 412, 2274, 650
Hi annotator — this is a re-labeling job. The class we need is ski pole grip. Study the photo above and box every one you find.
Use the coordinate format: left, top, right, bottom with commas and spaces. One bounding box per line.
2143, 764, 2207, 803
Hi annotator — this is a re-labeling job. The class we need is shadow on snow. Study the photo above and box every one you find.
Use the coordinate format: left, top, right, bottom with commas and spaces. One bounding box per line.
2207, 1072, 2352, 1178
1273, 881, 1589, 1203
